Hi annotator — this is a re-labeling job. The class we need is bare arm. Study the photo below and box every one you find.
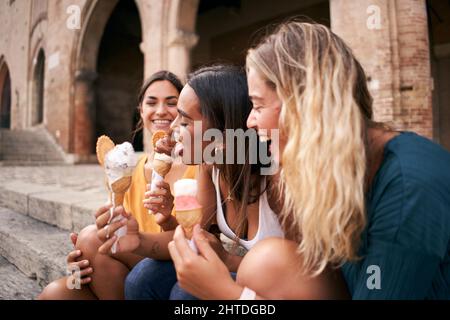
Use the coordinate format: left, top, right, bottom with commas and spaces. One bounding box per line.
133, 230, 175, 260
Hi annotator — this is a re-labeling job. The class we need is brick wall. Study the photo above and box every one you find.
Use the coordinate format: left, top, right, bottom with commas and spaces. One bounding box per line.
330, 0, 433, 138
395, 0, 432, 138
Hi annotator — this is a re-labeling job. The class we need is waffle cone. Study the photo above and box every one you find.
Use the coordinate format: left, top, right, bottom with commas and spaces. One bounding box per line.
153, 159, 172, 177
96, 135, 115, 166
112, 192, 125, 206
176, 208, 202, 239
111, 176, 132, 193
152, 130, 168, 147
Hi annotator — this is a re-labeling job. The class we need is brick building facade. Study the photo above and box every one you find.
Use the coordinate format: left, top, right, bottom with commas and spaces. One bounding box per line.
0, 0, 449, 163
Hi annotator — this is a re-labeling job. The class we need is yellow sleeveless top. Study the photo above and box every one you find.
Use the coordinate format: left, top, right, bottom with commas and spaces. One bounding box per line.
123, 155, 197, 233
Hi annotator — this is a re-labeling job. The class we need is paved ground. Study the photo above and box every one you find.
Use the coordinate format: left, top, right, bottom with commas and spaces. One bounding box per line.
0, 162, 246, 299
0, 165, 105, 193
0, 256, 41, 300
0, 164, 109, 299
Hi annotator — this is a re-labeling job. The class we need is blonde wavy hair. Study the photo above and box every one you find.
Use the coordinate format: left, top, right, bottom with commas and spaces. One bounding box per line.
247, 21, 374, 275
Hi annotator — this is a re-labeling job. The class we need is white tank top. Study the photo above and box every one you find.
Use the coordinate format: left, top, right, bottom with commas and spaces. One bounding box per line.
212, 167, 284, 250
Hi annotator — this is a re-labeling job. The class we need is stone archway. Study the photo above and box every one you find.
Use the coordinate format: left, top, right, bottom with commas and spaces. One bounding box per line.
95, 0, 144, 151
191, 0, 330, 69
72, 0, 144, 157
0, 58, 12, 129
428, 0, 450, 151
165, 0, 331, 76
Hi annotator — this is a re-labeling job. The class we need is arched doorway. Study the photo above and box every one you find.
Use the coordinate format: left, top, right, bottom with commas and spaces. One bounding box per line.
428, 0, 450, 151
95, 0, 144, 151
0, 61, 11, 129
73, 0, 143, 156
192, 0, 330, 68
32, 49, 45, 126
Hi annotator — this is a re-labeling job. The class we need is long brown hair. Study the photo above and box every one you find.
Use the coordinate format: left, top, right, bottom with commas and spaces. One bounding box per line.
187, 64, 266, 241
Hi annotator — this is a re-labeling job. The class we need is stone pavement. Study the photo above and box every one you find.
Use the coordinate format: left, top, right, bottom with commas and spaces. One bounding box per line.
0, 256, 41, 300
0, 162, 244, 299
0, 165, 105, 193
0, 164, 109, 299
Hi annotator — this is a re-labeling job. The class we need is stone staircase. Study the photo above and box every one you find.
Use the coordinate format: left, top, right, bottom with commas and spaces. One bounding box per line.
0, 165, 107, 299
0, 127, 69, 166
0, 163, 246, 300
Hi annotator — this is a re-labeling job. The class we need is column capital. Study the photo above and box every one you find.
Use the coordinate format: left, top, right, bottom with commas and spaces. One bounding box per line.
168, 29, 199, 49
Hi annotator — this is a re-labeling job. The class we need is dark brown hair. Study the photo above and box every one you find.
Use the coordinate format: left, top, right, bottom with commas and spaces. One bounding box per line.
188, 64, 267, 241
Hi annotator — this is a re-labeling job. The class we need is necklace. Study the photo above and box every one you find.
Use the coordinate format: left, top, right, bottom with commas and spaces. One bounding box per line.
226, 190, 233, 202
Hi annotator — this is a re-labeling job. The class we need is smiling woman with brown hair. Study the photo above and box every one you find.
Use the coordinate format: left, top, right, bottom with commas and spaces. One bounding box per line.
38, 70, 198, 300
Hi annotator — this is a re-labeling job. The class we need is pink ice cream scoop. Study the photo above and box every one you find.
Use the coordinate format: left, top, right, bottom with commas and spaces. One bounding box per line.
173, 179, 202, 242
175, 195, 202, 211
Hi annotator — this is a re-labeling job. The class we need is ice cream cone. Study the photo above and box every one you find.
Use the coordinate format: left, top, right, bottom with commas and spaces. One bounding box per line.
173, 179, 202, 239
148, 131, 174, 216
152, 130, 167, 148
111, 176, 132, 195
176, 208, 202, 239
111, 192, 125, 206
151, 131, 173, 178
96, 135, 115, 166
96, 136, 137, 254
153, 159, 172, 177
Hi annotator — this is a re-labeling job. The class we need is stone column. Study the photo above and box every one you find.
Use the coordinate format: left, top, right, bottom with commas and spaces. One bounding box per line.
138, 0, 168, 79
73, 69, 96, 158
138, 0, 169, 152
395, 0, 432, 138
138, 0, 199, 152
167, 29, 199, 81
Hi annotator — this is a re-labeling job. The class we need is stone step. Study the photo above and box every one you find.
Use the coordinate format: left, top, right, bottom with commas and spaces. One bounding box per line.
1, 156, 66, 164
0, 180, 104, 232
0, 207, 73, 287
0, 161, 71, 167
0, 128, 66, 164
0, 256, 41, 300
2, 152, 65, 162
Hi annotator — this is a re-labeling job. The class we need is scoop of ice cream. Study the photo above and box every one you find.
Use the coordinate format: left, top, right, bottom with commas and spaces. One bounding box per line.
175, 196, 201, 210
153, 152, 173, 164
173, 179, 201, 210
174, 179, 198, 197
104, 142, 138, 184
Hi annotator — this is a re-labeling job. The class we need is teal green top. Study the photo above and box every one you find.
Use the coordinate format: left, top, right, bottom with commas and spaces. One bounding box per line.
342, 132, 450, 299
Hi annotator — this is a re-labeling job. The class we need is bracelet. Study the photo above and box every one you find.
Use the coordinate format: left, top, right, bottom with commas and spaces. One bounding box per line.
238, 286, 256, 300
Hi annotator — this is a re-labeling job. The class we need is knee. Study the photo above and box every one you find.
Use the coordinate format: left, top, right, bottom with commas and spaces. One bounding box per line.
75, 224, 101, 259
236, 238, 299, 296
76, 224, 100, 248
38, 278, 69, 300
